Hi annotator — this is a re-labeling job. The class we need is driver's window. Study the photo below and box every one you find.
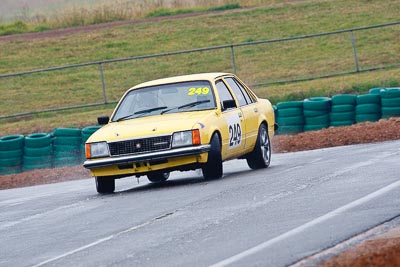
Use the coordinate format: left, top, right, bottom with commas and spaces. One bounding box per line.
215, 80, 236, 110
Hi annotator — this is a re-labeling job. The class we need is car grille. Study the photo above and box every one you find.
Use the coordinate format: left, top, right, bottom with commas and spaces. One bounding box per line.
108, 135, 171, 156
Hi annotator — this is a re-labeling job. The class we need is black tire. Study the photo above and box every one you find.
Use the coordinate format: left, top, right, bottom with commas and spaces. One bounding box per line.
147, 172, 170, 183
202, 134, 223, 180
246, 124, 271, 170
95, 176, 115, 194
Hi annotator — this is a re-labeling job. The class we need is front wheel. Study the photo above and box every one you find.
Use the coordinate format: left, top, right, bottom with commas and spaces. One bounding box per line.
246, 124, 271, 170
95, 176, 115, 194
147, 172, 170, 183
202, 134, 223, 180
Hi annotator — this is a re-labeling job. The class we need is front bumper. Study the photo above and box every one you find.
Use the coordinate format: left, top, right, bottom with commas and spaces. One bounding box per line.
83, 144, 211, 169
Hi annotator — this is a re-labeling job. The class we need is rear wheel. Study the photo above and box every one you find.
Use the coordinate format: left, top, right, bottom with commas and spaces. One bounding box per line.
147, 172, 170, 183
246, 124, 271, 170
95, 176, 115, 194
202, 134, 223, 180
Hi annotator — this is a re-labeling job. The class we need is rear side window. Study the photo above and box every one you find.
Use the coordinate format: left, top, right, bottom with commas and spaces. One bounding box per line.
225, 77, 254, 105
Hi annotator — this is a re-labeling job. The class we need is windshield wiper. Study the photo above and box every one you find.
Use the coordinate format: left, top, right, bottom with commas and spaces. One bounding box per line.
161, 100, 210, 115
116, 106, 167, 122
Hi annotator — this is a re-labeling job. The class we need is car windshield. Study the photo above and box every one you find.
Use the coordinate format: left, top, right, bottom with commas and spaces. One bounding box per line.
112, 81, 217, 121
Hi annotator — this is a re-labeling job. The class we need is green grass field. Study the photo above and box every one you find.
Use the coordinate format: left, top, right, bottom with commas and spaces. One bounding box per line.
0, 0, 399, 135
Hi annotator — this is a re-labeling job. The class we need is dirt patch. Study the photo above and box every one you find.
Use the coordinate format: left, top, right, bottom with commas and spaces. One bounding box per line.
1, 117, 400, 267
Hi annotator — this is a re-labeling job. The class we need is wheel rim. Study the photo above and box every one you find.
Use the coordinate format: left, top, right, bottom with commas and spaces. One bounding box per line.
260, 127, 270, 164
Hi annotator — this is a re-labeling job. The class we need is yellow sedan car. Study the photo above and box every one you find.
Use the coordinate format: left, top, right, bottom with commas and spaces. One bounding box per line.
84, 73, 276, 193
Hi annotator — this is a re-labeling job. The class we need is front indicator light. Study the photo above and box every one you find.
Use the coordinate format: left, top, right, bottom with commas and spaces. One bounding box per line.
192, 129, 201, 145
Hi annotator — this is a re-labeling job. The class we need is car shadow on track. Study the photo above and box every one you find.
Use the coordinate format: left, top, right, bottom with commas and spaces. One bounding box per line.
111, 166, 265, 195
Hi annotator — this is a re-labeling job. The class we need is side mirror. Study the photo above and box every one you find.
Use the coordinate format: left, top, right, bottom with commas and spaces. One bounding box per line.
222, 100, 237, 111
97, 116, 109, 125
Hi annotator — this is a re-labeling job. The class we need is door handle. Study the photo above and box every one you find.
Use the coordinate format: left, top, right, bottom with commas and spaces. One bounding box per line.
238, 113, 243, 118
254, 108, 258, 113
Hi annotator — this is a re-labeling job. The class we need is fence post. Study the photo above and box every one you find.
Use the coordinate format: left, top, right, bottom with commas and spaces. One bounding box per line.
350, 31, 360, 72
98, 63, 108, 104
230, 45, 237, 74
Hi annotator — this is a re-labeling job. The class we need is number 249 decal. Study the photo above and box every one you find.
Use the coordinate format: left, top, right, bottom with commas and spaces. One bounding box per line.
188, 87, 210, 95
229, 123, 242, 147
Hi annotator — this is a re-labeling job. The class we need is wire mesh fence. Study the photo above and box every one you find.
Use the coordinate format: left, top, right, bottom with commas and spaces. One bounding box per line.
0, 21, 399, 119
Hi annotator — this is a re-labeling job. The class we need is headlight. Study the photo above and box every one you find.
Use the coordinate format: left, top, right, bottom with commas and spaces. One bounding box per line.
85, 142, 109, 159
172, 129, 201, 148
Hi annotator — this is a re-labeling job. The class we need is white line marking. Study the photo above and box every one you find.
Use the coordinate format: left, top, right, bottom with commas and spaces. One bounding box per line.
31, 212, 175, 267
210, 179, 400, 267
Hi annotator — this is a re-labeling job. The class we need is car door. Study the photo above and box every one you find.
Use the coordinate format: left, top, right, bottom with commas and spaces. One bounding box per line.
215, 79, 246, 159
224, 77, 259, 151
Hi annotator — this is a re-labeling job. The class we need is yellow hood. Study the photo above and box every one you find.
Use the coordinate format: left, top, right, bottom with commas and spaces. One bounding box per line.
87, 110, 215, 143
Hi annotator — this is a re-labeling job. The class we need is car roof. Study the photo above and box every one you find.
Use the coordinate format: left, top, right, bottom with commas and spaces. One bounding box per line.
130, 72, 233, 89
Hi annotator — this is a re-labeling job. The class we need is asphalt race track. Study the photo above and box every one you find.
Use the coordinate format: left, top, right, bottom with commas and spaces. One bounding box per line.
1, 140, 399, 267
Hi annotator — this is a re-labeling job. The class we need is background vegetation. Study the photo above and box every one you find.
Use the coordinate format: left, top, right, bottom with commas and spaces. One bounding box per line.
0, 0, 399, 135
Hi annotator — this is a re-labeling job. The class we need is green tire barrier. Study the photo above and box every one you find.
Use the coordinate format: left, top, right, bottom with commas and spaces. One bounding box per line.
278, 125, 304, 135
380, 88, 400, 98
369, 88, 384, 94
24, 146, 52, 157
277, 116, 304, 126
53, 128, 82, 137
303, 97, 331, 110
0, 149, 23, 159
381, 97, 400, 107
330, 95, 356, 127
0, 135, 24, 151
331, 94, 356, 105
356, 94, 381, 105
355, 104, 381, 114
276, 101, 305, 135
277, 107, 303, 117
381, 107, 400, 118
303, 97, 331, 131
303, 109, 327, 117
331, 104, 355, 113
24, 133, 52, 148
0, 135, 24, 175
380, 89, 400, 118
276, 101, 303, 109
53, 128, 82, 168
305, 114, 330, 125
329, 112, 355, 122
355, 114, 381, 123
23, 133, 53, 171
